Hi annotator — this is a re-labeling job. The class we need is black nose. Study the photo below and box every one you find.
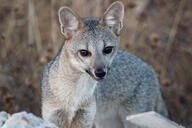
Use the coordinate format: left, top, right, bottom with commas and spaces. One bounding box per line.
94, 68, 106, 78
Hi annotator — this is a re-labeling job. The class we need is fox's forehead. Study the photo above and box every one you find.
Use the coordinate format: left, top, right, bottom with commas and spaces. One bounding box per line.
82, 18, 116, 40
82, 17, 100, 31
71, 18, 119, 45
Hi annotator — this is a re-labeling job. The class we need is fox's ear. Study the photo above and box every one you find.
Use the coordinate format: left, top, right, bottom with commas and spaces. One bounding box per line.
58, 7, 83, 39
100, 1, 124, 35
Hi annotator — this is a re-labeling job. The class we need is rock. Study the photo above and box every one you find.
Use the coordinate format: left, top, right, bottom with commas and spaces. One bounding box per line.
0, 111, 184, 128
0, 111, 10, 127
126, 111, 184, 128
0, 111, 58, 128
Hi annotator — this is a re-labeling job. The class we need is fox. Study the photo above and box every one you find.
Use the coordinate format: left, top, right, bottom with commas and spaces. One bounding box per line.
41, 1, 169, 128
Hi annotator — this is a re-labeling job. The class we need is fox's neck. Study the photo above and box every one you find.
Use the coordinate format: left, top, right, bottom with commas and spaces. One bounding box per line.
50, 45, 97, 104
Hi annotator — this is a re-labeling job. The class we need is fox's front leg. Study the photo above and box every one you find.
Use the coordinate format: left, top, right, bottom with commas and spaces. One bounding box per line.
70, 99, 96, 128
42, 104, 74, 128
50, 109, 73, 128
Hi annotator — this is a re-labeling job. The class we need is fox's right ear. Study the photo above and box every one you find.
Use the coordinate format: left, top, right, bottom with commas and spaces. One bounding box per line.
58, 7, 83, 39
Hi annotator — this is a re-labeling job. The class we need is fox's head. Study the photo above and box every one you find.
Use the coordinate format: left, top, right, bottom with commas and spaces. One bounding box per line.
58, 1, 124, 81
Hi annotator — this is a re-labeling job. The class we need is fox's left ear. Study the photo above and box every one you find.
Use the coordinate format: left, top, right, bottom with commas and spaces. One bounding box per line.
100, 1, 124, 36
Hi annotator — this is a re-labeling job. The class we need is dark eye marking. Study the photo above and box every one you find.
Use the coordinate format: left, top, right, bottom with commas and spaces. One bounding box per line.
79, 49, 91, 57
103, 46, 114, 54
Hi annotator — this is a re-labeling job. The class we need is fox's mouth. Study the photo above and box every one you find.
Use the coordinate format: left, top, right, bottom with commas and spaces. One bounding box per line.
85, 69, 105, 81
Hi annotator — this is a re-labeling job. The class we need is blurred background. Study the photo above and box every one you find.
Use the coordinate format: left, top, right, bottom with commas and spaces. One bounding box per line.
0, 0, 192, 127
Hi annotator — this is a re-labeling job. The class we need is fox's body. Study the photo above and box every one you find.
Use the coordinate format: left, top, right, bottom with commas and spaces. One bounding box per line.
41, 2, 168, 128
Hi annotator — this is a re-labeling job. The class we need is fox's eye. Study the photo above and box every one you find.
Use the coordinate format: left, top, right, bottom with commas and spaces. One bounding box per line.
103, 46, 114, 54
79, 50, 91, 57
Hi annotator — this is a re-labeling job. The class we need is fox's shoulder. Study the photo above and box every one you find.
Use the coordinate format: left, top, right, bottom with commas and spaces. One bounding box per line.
114, 49, 153, 71
99, 49, 158, 88
113, 49, 158, 82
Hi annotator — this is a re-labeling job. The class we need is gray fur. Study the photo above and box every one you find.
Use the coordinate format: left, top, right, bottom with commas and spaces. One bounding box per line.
95, 50, 169, 128
41, 2, 168, 128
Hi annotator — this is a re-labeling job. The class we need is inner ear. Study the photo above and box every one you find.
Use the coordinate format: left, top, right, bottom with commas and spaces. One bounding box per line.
100, 1, 124, 35
58, 7, 83, 39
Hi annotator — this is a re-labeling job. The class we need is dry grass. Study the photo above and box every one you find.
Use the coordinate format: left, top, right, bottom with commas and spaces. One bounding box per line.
0, 0, 192, 127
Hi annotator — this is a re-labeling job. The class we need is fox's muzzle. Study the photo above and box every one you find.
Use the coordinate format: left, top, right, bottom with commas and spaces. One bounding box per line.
85, 68, 107, 81
94, 68, 106, 79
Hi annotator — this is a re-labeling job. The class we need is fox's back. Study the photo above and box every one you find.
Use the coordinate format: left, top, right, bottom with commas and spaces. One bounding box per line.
94, 50, 168, 127
95, 49, 159, 103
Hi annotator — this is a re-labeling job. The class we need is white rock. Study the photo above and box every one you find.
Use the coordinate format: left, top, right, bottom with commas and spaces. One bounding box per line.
126, 111, 184, 128
0, 111, 184, 128
0, 111, 58, 128
0, 111, 10, 127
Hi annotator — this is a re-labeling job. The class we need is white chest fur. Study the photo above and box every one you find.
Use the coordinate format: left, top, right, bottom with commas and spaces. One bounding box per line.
50, 73, 97, 109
